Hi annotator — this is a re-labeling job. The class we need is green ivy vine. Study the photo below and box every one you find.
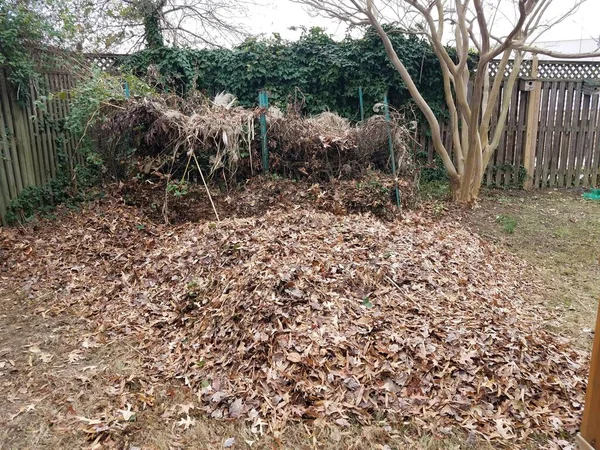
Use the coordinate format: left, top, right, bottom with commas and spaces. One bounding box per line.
123, 26, 465, 121
0, 0, 66, 103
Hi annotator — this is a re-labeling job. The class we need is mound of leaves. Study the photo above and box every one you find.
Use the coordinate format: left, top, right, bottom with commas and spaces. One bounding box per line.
118, 173, 415, 224
0, 196, 587, 446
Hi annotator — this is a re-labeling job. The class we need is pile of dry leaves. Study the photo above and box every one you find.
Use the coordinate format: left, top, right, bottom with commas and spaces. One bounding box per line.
0, 193, 587, 446
119, 173, 416, 224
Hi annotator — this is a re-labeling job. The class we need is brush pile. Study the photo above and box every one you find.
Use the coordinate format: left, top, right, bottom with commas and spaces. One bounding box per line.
267, 111, 413, 180
103, 93, 257, 180
101, 93, 416, 183
0, 195, 587, 446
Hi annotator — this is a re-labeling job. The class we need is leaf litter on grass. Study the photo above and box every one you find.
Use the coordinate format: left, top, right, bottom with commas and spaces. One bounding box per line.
0, 191, 588, 446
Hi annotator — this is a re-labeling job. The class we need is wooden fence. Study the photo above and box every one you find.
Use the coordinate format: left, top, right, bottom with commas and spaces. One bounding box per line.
0, 68, 80, 224
2, 58, 600, 224
419, 59, 600, 189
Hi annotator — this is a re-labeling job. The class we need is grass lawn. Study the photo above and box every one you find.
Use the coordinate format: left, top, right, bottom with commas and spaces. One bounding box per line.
463, 189, 600, 349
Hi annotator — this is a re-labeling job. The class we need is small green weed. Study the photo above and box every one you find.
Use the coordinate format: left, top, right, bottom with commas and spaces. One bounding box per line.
167, 181, 190, 197
496, 214, 517, 234
419, 181, 450, 201
554, 227, 571, 238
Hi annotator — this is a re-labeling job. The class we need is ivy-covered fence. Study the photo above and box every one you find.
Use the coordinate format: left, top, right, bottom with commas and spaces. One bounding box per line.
122, 27, 452, 121
0, 67, 85, 225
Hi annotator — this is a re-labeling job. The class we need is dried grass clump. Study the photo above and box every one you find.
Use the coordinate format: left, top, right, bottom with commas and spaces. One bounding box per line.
307, 111, 351, 130
267, 110, 415, 181
267, 111, 358, 179
103, 93, 256, 180
357, 115, 417, 175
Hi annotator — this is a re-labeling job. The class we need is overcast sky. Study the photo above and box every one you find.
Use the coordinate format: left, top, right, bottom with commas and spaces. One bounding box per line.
245, 1, 600, 44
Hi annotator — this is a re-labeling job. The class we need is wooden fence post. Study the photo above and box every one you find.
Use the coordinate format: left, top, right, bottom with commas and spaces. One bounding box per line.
523, 56, 541, 190
578, 300, 600, 450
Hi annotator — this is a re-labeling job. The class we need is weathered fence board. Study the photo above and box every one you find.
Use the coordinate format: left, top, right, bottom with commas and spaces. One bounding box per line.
592, 97, 600, 186
515, 84, 528, 184
535, 82, 551, 187
0, 67, 79, 224
549, 82, 566, 187
582, 94, 598, 186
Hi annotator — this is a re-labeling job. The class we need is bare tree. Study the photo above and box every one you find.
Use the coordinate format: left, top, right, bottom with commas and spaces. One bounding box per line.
295, 0, 599, 202
68, 0, 251, 51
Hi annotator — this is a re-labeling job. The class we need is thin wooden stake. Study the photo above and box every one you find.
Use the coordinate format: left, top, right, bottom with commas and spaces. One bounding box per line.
192, 153, 220, 223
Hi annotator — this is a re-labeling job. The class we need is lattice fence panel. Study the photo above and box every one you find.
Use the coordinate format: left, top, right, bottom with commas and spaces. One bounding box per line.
84, 54, 124, 73
489, 60, 600, 80
84, 53, 600, 80
489, 60, 533, 78
537, 61, 600, 79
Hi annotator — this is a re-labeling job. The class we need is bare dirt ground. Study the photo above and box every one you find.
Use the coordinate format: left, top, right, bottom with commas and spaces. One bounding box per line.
1, 187, 596, 450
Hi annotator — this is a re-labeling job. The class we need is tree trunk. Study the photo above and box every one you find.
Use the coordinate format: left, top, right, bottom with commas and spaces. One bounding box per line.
451, 179, 479, 204
144, 13, 164, 49
142, 0, 166, 49
450, 140, 486, 204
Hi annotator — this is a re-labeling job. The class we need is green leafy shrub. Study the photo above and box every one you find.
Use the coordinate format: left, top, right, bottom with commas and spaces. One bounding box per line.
66, 70, 154, 180
418, 152, 448, 184
5, 151, 84, 224
419, 180, 451, 201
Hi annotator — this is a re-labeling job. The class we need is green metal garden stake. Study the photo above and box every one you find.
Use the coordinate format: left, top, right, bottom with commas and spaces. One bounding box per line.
259, 90, 269, 174
384, 94, 401, 209
124, 81, 130, 99
359, 87, 365, 122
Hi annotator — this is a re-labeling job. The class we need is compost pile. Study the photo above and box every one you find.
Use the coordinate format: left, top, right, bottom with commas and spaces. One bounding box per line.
102, 93, 257, 179
0, 197, 587, 445
268, 112, 414, 179
101, 94, 415, 182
